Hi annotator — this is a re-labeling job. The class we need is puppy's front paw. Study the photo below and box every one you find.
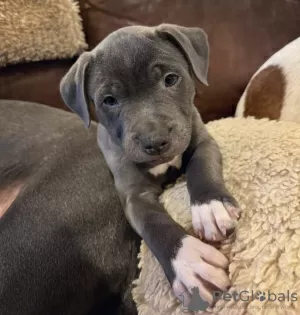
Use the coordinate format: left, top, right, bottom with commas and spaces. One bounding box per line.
192, 200, 240, 241
172, 235, 230, 306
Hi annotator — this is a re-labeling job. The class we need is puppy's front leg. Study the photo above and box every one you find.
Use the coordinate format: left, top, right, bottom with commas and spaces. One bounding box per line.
98, 125, 230, 304
184, 108, 240, 242
127, 190, 231, 304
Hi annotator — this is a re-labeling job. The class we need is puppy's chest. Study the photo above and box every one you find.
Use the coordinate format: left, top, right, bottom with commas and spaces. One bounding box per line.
147, 155, 183, 187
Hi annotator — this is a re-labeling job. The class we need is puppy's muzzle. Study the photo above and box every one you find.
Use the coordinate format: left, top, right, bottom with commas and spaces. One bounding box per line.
134, 131, 171, 156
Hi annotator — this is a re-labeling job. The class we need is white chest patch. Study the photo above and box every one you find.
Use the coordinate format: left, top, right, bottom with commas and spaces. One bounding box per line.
148, 154, 182, 177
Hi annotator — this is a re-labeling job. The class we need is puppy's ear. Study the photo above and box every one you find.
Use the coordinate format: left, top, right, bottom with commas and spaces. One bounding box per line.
156, 24, 209, 85
60, 52, 92, 128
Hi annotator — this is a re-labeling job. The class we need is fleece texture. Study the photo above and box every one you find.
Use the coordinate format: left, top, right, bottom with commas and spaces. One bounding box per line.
0, 0, 87, 67
132, 117, 300, 315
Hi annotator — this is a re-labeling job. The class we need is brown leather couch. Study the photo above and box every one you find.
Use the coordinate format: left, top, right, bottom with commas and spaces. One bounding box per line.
1, 0, 300, 123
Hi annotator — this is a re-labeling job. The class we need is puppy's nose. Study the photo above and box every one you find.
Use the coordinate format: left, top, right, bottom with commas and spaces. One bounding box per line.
143, 139, 170, 155
133, 124, 172, 156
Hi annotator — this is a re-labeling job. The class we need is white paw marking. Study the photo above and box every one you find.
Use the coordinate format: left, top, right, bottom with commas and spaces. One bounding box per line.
191, 200, 240, 241
171, 235, 230, 305
148, 154, 182, 177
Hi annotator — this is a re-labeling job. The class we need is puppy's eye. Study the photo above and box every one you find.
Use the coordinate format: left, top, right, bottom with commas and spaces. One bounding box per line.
164, 74, 179, 87
103, 96, 118, 106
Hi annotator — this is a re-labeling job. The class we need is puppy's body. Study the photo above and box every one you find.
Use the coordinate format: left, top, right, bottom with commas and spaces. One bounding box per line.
0, 100, 140, 315
61, 24, 240, 304
235, 36, 300, 122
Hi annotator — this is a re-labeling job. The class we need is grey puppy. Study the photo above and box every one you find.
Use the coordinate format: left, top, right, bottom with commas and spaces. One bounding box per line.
0, 100, 140, 315
60, 24, 240, 304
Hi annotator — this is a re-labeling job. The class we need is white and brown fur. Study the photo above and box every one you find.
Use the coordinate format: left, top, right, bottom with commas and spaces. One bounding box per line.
235, 36, 300, 122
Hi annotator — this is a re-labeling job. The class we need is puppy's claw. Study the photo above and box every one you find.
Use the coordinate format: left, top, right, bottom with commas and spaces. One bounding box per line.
212, 233, 217, 241
220, 226, 227, 237
198, 227, 204, 239
224, 202, 241, 219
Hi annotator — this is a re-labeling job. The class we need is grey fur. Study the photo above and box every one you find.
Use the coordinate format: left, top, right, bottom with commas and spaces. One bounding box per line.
0, 100, 139, 315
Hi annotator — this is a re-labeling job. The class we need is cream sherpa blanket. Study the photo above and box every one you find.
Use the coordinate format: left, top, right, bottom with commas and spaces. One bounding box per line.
132, 117, 300, 315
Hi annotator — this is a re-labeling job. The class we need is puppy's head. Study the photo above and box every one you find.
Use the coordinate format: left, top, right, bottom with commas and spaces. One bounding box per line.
60, 24, 209, 165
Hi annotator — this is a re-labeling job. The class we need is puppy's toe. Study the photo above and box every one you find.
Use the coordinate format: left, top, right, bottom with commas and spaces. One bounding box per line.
192, 203, 223, 241
192, 209, 205, 239
211, 200, 237, 236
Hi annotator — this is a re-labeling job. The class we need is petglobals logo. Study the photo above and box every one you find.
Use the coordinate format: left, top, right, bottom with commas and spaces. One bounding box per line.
179, 287, 298, 312
213, 290, 298, 303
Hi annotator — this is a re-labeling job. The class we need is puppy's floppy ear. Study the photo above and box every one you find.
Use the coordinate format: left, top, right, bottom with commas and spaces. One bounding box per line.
156, 24, 209, 85
60, 52, 92, 128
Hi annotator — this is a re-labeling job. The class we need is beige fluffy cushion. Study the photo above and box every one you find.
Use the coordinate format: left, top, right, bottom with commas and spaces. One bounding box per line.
0, 0, 87, 67
132, 118, 300, 315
